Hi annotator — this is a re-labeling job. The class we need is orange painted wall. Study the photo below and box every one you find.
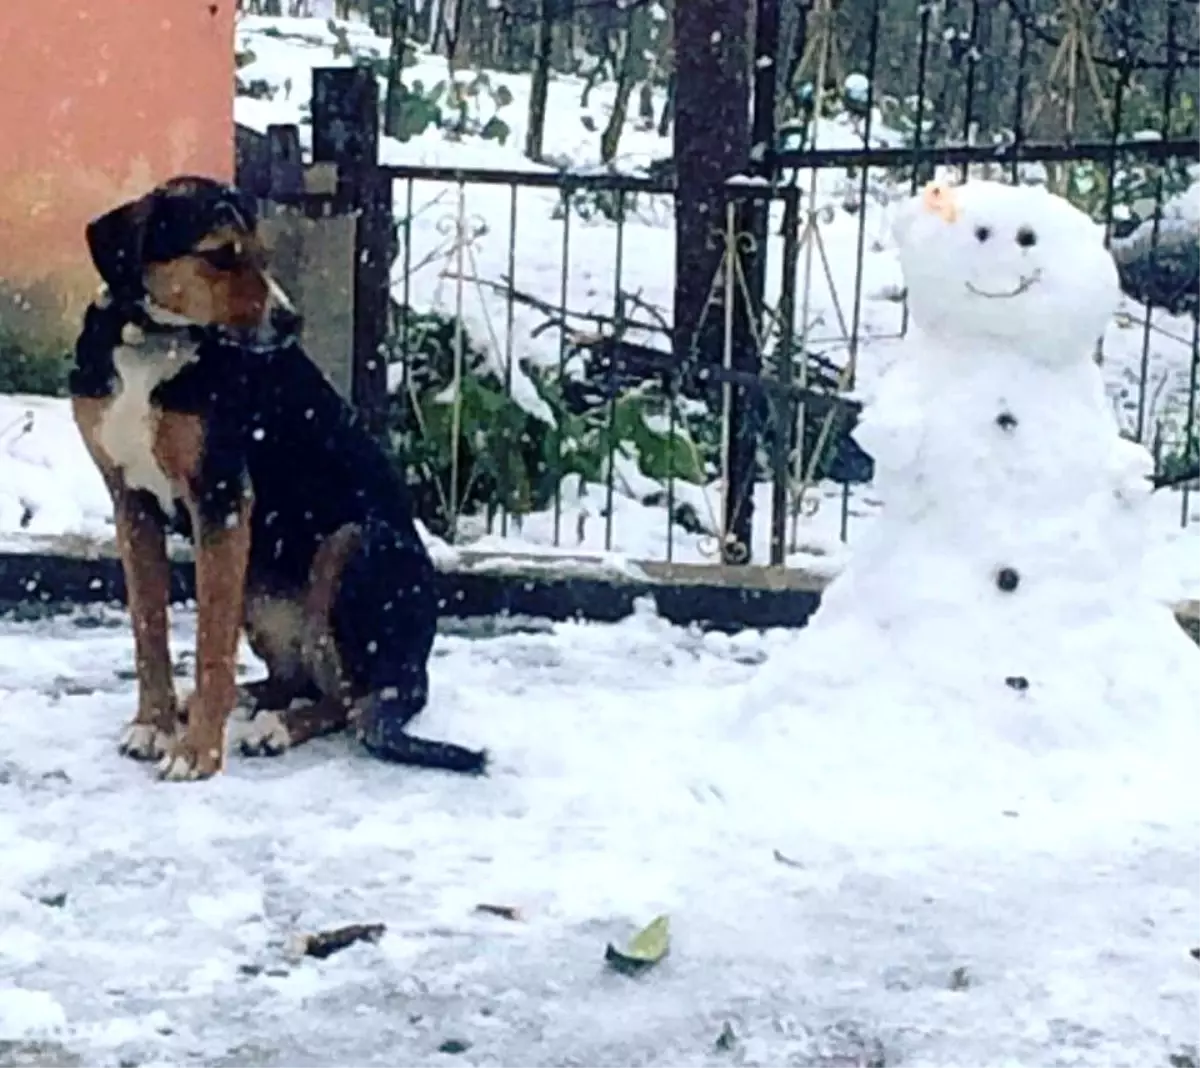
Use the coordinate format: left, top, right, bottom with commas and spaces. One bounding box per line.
0, 0, 235, 348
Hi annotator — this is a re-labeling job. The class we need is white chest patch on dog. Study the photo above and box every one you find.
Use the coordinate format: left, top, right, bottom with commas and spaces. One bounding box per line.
97, 337, 199, 512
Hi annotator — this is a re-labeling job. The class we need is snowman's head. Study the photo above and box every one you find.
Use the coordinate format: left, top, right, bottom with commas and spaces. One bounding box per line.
892, 180, 1119, 360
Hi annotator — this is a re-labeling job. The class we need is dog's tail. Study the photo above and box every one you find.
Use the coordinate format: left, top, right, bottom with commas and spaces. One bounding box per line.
356, 692, 488, 776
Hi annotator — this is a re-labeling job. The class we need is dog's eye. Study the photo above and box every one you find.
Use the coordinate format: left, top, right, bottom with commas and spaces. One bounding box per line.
198, 244, 241, 270
1015, 227, 1037, 248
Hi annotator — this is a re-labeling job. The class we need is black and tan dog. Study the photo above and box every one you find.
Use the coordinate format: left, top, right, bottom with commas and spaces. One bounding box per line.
71, 175, 486, 781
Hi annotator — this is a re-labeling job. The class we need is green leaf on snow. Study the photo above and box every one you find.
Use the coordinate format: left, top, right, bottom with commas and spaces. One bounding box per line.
604, 914, 670, 974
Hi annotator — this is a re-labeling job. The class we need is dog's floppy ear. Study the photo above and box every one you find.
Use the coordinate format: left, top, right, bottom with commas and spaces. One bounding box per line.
85, 195, 154, 298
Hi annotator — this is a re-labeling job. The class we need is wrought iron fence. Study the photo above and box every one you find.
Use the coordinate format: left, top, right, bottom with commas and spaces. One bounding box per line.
380, 161, 1197, 568
289, 0, 1200, 568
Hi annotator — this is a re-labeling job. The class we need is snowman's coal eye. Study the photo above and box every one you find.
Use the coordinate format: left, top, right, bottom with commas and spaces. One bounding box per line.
974, 225, 992, 243
1015, 227, 1037, 248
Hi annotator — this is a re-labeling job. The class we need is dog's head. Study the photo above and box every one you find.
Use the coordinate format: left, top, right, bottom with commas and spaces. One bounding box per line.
85, 175, 299, 345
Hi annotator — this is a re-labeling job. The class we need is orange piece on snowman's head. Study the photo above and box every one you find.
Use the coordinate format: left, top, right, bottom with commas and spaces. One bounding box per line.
920, 180, 960, 224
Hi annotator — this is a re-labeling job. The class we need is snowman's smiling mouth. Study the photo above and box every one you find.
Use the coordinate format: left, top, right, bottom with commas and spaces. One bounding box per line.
965, 269, 1043, 299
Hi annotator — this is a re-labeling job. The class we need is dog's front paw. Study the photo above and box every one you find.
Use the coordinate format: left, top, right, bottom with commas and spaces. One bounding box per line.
118, 721, 177, 762
157, 738, 224, 782
237, 711, 292, 758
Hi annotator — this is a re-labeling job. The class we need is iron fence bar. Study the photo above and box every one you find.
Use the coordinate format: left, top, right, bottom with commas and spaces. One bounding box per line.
397, 178, 415, 433
378, 165, 674, 192
902, 2, 934, 338
769, 188, 802, 566
1008, 8, 1030, 185
959, 0, 982, 183
770, 136, 1200, 172
720, 203, 738, 563
446, 181, 469, 536
665, 375, 677, 564
846, 0, 881, 395
1185, 311, 1199, 528
500, 183, 520, 538
604, 193, 629, 553
374, 137, 1200, 195
551, 183, 573, 548
1099, 57, 1133, 248
1134, 0, 1183, 443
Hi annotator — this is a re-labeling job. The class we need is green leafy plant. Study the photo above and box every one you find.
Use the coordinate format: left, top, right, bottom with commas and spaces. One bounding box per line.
385, 308, 711, 536
0, 324, 67, 396
327, 18, 355, 59
381, 73, 512, 145
385, 79, 448, 142
442, 72, 513, 145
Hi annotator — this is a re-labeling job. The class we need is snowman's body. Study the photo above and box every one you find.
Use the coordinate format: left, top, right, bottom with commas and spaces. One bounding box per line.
822, 343, 1149, 631
736, 180, 1198, 807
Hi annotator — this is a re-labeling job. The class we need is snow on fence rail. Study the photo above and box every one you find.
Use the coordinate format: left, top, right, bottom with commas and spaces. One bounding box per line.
0, 535, 1195, 641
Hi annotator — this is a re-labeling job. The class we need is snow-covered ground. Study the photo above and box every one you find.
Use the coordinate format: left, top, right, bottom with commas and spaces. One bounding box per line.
1, 16, 1197, 1068
1, 604, 1196, 1066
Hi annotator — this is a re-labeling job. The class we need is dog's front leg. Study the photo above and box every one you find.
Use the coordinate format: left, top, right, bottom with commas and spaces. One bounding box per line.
114, 488, 180, 760
160, 495, 253, 781
150, 410, 253, 782
73, 395, 178, 760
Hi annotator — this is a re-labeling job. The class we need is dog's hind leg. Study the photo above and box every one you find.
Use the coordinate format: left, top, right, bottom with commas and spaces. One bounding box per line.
240, 675, 320, 713
238, 695, 351, 757
333, 521, 487, 775
239, 533, 360, 758
242, 592, 321, 713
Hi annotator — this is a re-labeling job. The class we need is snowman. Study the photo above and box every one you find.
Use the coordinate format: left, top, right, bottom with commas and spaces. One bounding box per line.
726, 179, 1199, 832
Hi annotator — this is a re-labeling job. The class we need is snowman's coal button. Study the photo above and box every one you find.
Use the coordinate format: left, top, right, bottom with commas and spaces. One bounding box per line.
995, 567, 1020, 592
1004, 675, 1029, 691
995, 411, 1018, 431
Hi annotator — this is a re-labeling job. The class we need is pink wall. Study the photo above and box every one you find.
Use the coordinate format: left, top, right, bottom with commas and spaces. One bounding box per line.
0, 0, 235, 346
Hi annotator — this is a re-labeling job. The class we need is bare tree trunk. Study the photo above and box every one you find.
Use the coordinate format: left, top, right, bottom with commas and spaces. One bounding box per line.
600, 35, 636, 161
384, 0, 408, 137
657, 67, 675, 137
551, 17, 572, 71
599, 5, 653, 162
446, 0, 475, 69
637, 82, 655, 126
673, 0, 753, 560
525, 0, 555, 160
455, 0, 488, 69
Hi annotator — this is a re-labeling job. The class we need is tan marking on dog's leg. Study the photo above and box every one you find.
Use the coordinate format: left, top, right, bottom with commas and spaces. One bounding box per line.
238, 696, 353, 758
151, 411, 205, 486
115, 490, 180, 758
152, 412, 251, 782
306, 525, 363, 619
238, 530, 363, 758
241, 592, 315, 711
301, 524, 363, 698
161, 501, 253, 782
75, 396, 180, 759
